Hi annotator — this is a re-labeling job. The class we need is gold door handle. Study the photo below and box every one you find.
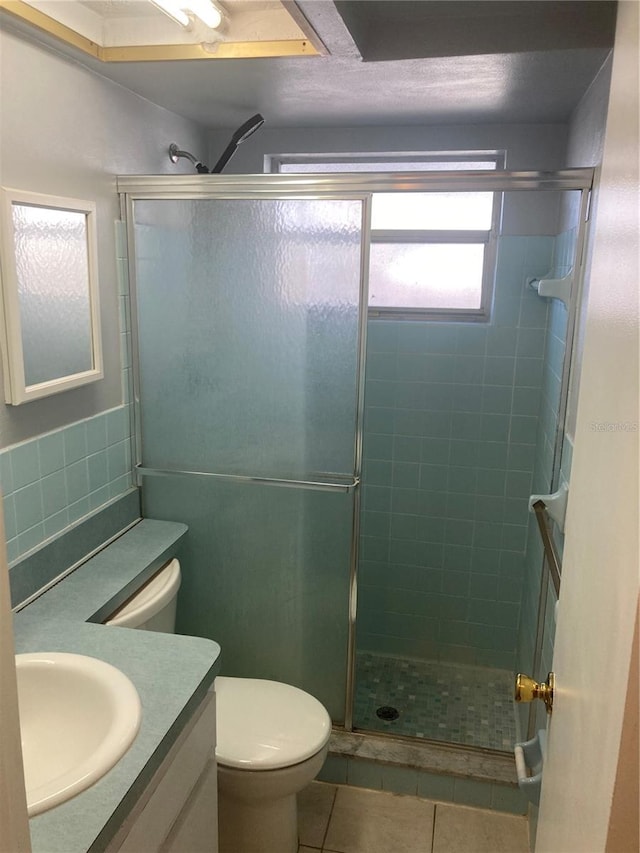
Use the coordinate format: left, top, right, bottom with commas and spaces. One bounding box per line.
515, 672, 555, 714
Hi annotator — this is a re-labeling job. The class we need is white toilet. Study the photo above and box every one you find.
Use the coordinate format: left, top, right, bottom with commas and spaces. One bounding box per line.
105, 558, 331, 853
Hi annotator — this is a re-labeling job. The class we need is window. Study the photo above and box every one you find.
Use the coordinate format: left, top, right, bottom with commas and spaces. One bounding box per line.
267, 153, 503, 321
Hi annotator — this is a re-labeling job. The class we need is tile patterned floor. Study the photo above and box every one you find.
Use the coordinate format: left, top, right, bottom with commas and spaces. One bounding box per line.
297, 782, 529, 853
354, 652, 516, 751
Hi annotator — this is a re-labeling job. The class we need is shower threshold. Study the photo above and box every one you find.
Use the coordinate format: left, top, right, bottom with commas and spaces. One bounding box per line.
328, 727, 518, 789
354, 652, 517, 752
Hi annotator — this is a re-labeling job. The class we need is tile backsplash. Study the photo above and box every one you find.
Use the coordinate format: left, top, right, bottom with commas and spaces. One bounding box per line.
1, 407, 134, 565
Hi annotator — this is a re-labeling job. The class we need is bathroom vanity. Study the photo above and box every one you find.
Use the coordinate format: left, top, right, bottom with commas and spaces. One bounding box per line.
13, 519, 221, 853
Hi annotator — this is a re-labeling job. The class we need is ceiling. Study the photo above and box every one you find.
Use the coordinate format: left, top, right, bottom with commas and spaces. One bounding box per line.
0, 0, 616, 130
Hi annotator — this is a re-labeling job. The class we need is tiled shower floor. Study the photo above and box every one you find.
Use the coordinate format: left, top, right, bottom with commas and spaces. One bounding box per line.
354, 652, 516, 752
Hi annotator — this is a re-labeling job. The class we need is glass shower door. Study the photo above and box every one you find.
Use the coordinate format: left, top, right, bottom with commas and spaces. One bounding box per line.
130, 197, 366, 722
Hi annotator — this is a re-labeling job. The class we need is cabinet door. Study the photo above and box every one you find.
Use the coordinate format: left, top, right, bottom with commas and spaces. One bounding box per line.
162, 759, 218, 853
113, 691, 216, 853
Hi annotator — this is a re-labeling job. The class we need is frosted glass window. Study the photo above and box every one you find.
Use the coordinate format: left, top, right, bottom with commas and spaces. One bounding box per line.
271, 153, 500, 318
369, 243, 485, 310
371, 192, 494, 230
12, 203, 93, 385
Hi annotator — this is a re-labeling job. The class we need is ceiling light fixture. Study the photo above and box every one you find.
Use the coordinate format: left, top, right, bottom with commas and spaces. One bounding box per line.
187, 0, 223, 29
149, 0, 223, 30
149, 0, 190, 28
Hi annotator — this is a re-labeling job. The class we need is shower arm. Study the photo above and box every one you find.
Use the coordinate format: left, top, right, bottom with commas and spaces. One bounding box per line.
168, 143, 211, 174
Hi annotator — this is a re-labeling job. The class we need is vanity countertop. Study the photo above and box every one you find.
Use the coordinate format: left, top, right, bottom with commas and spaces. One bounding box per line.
13, 518, 221, 853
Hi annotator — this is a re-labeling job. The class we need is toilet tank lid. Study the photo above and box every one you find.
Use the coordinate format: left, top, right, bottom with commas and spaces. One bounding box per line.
105, 558, 181, 626
215, 676, 331, 770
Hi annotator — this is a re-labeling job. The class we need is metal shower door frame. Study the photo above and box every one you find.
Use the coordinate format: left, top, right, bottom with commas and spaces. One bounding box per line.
117, 168, 594, 733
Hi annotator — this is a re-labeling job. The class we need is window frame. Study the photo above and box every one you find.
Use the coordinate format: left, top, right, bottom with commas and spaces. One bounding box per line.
267, 151, 504, 322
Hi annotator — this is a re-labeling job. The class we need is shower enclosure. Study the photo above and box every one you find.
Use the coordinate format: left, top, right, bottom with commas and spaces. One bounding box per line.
118, 169, 592, 755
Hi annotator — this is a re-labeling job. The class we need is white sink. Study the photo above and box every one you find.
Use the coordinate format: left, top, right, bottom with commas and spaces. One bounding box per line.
16, 652, 142, 816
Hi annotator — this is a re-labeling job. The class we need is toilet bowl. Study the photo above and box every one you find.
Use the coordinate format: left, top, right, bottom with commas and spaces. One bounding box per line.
105, 559, 331, 853
215, 675, 330, 853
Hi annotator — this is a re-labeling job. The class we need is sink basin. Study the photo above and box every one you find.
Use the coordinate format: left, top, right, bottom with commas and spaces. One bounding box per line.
16, 652, 142, 816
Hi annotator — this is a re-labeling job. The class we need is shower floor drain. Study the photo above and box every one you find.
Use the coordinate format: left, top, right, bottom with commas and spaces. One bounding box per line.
376, 705, 400, 721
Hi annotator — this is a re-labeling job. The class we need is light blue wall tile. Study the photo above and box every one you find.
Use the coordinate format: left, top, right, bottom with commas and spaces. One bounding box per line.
381, 765, 419, 795
417, 771, 456, 801
43, 507, 69, 539
38, 432, 65, 477
18, 523, 45, 556
3, 494, 17, 540
68, 496, 90, 524
6, 538, 20, 563
421, 437, 450, 463
475, 496, 504, 522
14, 482, 43, 533
421, 464, 449, 491
41, 470, 68, 518
63, 422, 88, 465
0, 452, 13, 494
482, 387, 513, 415
394, 436, 422, 463
86, 414, 108, 454
392, 462, 420, 488
364, 485, 392, 512
367, 321, 399, 353
347, 759, 383, 789
476, 469, 506, 496
88, 451, 110, 491
451, 412, 482, 440
444, 520, 473, 546
365, 407, 395, 434
452, 383, 482, 412
66, 459, 89, 503
469, 574, 499, 600
517, 327, 547, 358
483, 357, 515, 386
455, 325, 487, 355
479, 442, 509, 470
11, 444, 40, 489
318, 755, 348, 784
106, 407, 129, 446
510, 416, 538, 445
453, 778, 493, 808
491, 784, 528, 815
481, 414, 510, 442
486, 327, 517, 356
515, 358, 544, 387
471, 548, 500, 574
449, 439, 478, 466
474, 522, 503, 549
454, 355, 484, 384
395, 410, 426, 436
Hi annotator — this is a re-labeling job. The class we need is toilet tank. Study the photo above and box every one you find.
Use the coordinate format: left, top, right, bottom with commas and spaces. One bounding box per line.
105, 559, 181, 632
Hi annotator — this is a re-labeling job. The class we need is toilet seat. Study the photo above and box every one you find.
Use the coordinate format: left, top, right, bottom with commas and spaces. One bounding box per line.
215, 676, 331, 770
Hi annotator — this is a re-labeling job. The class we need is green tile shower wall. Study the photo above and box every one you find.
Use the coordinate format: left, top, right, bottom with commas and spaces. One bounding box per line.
515, 229, 576, 735
0, 220, 134, 568
358, 235, 555, 670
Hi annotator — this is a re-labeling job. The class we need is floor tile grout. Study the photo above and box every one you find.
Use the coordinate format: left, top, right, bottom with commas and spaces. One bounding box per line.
320, 785, 339, 850
431, 801, 438, 853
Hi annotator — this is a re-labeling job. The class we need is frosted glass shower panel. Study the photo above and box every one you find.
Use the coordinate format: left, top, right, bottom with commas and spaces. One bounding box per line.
134, 198, 364, 479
